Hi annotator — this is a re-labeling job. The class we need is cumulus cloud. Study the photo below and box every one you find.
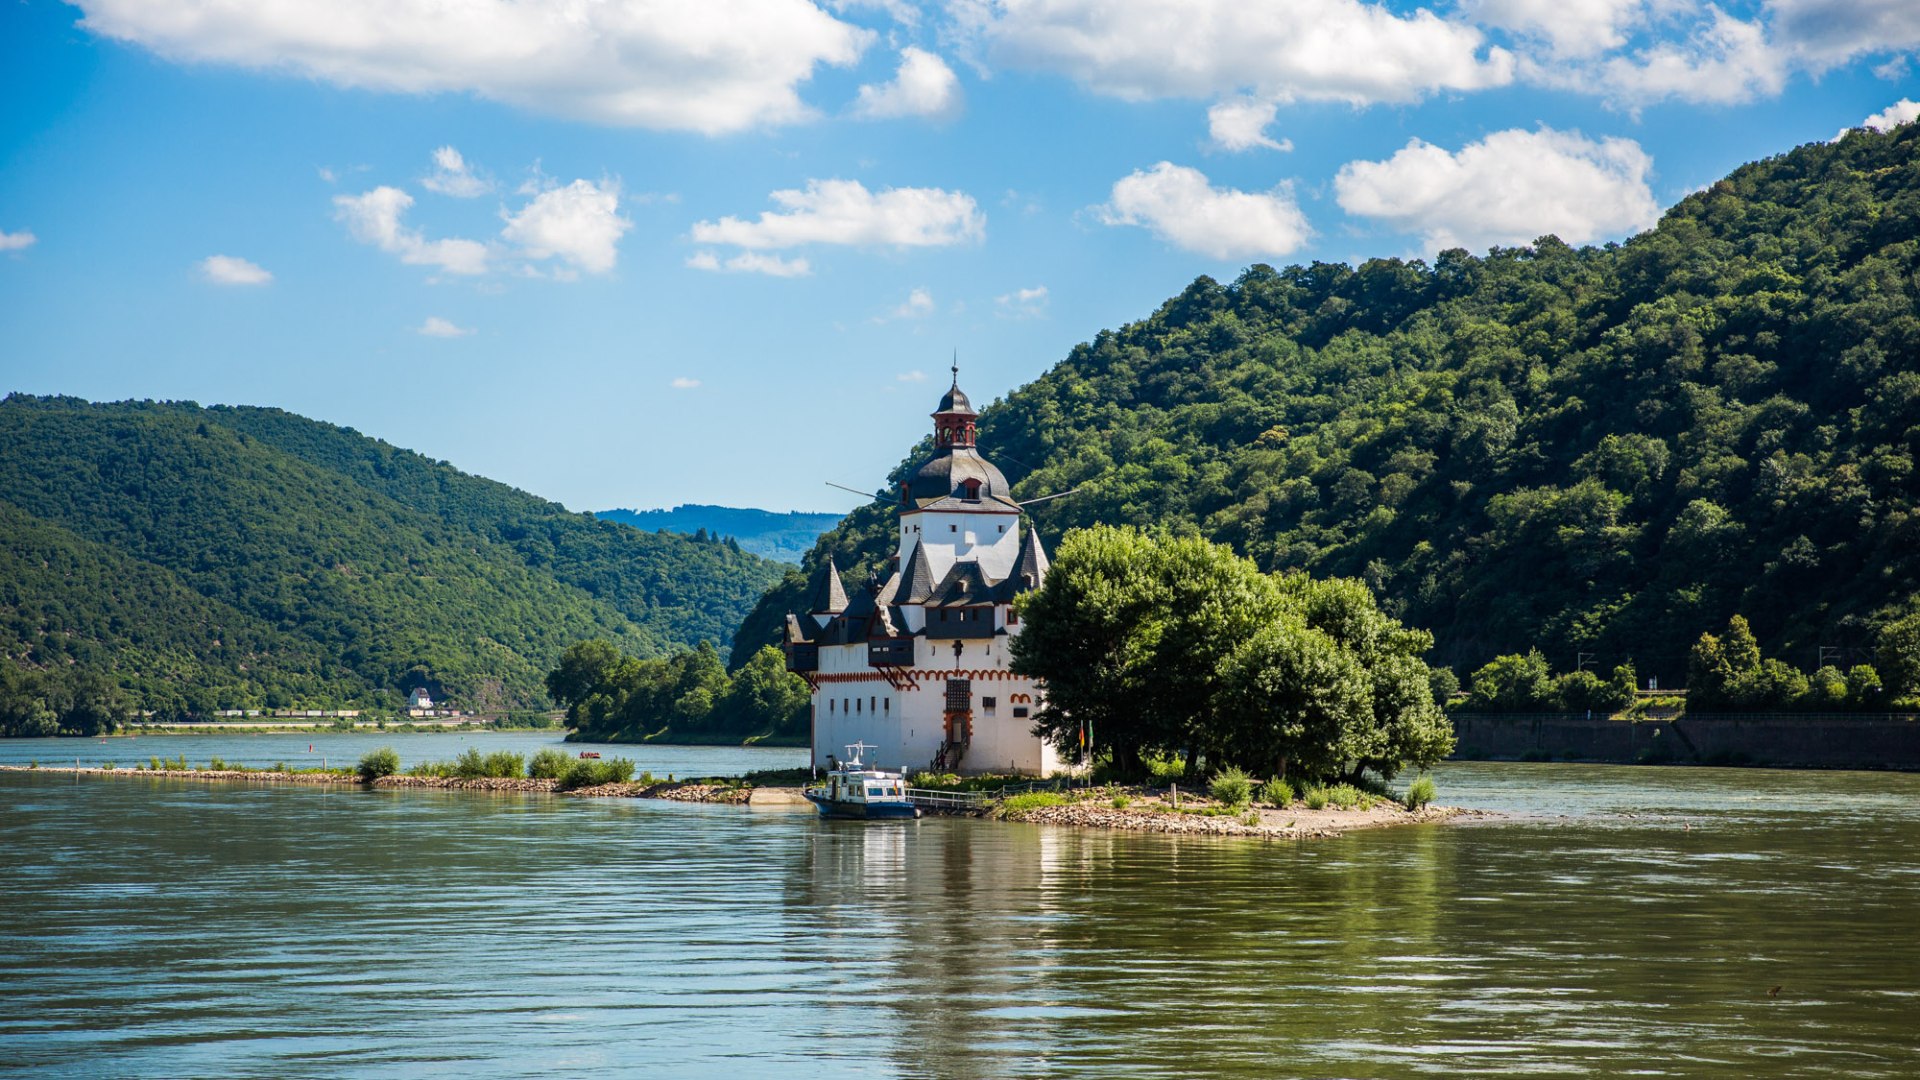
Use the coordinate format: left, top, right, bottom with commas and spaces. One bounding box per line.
996, 284, 1049, 317
417, 316, 473, 337
1579, 8, 1787, 107
881, 286, 935, 320
71, 0, 871, 134
691, 179, 984, 251
1334, 127, 1659, 252
1098, 162, 1310, 260
501, 179, 629, 274
1206, 97, 1291, 152
670, 376, 702, 389
1468, 0, 1644, 59
199, 254, 273, 285
854, 47, 963, 119
1771, 0, 1920, 71
0, 229, 38, 252
422, 146, 490, 197
686, 250, 813, 277
958, 0, 1513, 105
333, 186, 490, 275
1861, 98, 1920, 132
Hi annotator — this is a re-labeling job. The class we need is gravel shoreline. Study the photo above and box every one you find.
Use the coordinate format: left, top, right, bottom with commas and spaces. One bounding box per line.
0, 765, 756, 803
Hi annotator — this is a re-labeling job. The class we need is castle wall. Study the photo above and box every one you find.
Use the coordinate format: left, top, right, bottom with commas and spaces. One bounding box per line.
896, 508, 1021, 581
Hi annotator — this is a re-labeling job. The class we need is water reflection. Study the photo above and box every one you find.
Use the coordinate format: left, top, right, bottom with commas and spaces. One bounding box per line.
4, 763, 1919, 1078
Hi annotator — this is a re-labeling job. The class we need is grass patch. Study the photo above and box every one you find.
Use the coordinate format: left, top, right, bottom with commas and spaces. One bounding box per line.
995, 791, 1068, 818
1404, 775, 1436, 811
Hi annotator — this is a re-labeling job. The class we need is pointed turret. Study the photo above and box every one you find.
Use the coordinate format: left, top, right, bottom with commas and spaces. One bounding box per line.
1013, 526, 1050, 592
901, 539, 937, 604
810, 557, 849, 614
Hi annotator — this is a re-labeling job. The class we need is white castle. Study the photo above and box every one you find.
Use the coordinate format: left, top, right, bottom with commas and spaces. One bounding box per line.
783, 374, 1067, 776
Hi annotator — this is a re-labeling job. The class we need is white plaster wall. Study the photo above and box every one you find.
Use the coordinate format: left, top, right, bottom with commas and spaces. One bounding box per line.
896, 509, 1021, 581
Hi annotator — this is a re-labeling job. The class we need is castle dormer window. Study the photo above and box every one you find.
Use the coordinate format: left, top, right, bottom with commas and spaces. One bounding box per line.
959, 478, 982, 501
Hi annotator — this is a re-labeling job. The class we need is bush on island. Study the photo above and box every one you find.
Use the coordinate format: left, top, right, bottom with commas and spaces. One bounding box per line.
528, 747, 573, 780
1257, 777, 1294, 807
1404, 775, 1436, 811
1209, 766, 1253, 807
556, 757, 636, 790
357, 746, 399, 783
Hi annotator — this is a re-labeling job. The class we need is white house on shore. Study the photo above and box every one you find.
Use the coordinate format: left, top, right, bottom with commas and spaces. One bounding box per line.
784, 375, 1067, 777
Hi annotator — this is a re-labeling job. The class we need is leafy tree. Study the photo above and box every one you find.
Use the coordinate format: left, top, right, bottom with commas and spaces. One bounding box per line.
1012, 527, 1452, 782
1878, 613, 1920, 698
1467, 651, 1555, 711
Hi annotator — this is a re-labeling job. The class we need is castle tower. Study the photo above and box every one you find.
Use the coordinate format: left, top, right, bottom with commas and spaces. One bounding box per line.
784, 371, 1064, 776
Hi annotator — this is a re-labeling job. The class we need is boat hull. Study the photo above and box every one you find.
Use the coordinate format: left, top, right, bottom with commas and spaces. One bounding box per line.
803, 791, 921, 820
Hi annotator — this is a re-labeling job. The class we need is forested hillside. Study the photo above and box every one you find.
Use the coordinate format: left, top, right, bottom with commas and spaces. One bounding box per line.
0, 397, 785, 715
738, 125, 1920, 683
595, 505, 841, 563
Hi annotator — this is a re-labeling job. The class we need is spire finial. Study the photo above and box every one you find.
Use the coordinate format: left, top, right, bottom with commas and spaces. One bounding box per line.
951, 349, 959, 386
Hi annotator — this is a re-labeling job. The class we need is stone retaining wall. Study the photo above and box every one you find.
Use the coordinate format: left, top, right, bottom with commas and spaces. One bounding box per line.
1449, 713, 1920, 769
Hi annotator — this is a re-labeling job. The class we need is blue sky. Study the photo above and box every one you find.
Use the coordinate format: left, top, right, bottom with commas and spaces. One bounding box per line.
3, 0, 1916, 513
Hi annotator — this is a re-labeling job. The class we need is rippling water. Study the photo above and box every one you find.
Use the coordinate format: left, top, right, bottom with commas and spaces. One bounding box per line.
4, 759, 1918, 1078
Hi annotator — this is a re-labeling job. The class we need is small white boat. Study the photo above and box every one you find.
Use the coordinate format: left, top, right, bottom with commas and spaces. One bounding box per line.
803, 743, 921, 820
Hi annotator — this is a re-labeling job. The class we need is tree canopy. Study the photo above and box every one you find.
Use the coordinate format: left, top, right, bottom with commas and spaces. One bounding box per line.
546, 641, 808, 740
1010, 526, 1453, 781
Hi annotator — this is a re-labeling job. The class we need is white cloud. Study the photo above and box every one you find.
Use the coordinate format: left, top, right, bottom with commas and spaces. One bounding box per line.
198, 254, 272, 285
959, 0, 1513, 105
670, 377, 702, 389
1334, 127, 1659, 252
72, 0, 871, 134
1578, 8, 1787, 107
1468, 0, 1644, 59
1206, 97, 1291, 152
996, 284, 1049, 317
691, 179, 984, 251
417, 316, 474, 337
501, 179, 629, 274
1862, 98, 1920, 132
1098, 162, 1310, 260
686, 250, 814, 277
897, 369, 929, 381
422, 146, 490, 197
854, 47, 963, 119
1772, 0, 1920, 71
882, 286, 936, 320
0, 229, 37, 252
333, 186, 490, 275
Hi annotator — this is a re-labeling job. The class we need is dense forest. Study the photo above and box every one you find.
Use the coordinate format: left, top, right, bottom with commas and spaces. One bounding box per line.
595, 505, 841, 563
738, 125, 1920, 687
0, 397, 785, 718
545, 640, 809, 742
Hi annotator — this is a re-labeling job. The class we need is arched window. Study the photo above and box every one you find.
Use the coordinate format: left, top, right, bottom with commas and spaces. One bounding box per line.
960, 478, 982, 501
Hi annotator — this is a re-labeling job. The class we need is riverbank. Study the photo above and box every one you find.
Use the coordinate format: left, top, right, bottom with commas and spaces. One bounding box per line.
0, 765, 1454, 836
0, 765, 759, 804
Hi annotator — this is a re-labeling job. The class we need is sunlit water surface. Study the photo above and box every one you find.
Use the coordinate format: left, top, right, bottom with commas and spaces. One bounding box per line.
4, 755, 1917, 1078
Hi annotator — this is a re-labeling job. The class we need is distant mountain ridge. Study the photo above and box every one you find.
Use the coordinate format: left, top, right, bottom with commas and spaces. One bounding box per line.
0, 396, 786, 714
596, 505, 841, 564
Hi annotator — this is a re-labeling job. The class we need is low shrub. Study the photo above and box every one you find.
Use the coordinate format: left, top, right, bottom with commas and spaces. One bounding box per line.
208, 756, 228, 771
1326, 783, 1364, 810
1303, 785, 1329, 810
996, 791, 1068, 818
1257, 777, 1294, 807
1111, 793, 1133, 809
528, 747, 573, 780
357, 746, 400, 783
1240, 809, 1261, 827
408, 760, 456, 778
273, 761, 288, 774
102, 761, 116, 771
453, 748, 525, 780
912, 772, 962, 789
1405, 775, 1437, 811
556, 757, 636, 790
1209, 766, 1253, 808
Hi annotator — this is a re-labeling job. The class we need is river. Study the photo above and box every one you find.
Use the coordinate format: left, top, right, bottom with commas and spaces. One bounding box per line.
4, 753, 1917, 1078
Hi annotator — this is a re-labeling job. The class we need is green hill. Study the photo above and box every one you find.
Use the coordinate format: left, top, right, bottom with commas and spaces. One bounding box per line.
595, 505, 841, 563
0, 396, 786, 714
736, 125, 1920, 684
